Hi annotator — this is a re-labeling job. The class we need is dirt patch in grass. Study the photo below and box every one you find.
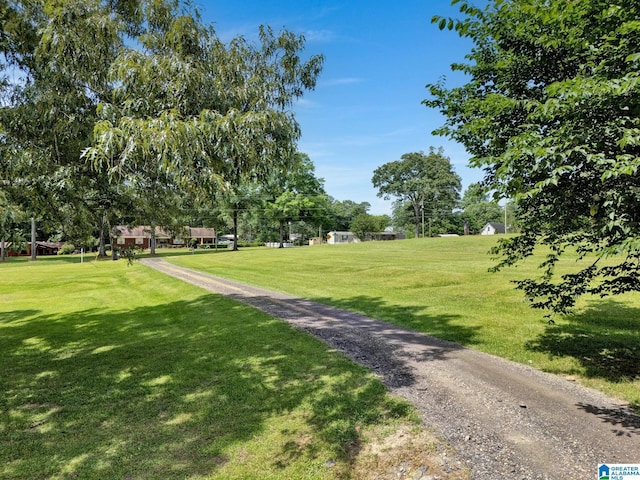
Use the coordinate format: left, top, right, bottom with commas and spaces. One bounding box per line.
344, 424, 469, 480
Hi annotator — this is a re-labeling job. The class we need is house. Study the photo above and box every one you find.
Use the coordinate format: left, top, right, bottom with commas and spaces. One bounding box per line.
2, 241, 65, 257
114, 226, 172, 249
326, 231, 404, 244
480, 222, 506, 235
326, 231, 359, 244
189, 227, 216, 245
32, 241, 63, 255
114, 226, 216, 249
370, 231, 405, 241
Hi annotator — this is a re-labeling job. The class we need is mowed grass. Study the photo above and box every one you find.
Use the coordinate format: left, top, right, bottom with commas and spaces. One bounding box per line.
0, 257, 426, 480
167, 236, 640, 408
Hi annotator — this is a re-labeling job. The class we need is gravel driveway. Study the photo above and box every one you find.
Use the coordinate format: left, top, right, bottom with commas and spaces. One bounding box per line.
141, 258, 639, 479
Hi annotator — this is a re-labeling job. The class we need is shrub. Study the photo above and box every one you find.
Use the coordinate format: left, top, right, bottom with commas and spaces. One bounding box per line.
58, 243, 76, 255
115, 244, 141, 265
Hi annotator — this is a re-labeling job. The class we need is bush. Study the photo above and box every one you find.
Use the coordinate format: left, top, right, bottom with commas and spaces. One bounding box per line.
58, 243, 76, 255
115, 244, 141, 265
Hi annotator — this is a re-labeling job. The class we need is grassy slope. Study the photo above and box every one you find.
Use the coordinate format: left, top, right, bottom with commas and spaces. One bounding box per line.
1, 257, 423, 480
167, 236, 640, 408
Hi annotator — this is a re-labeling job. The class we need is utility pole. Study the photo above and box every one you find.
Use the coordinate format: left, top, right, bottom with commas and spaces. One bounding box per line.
504, 199, 508, 234
421, 199, 425, 238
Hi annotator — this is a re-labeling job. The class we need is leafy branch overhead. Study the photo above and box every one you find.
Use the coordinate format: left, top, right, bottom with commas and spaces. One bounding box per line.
426, 0, 640, 314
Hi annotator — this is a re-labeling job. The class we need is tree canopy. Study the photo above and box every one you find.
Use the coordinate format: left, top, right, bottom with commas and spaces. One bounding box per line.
426, 0, 640, 314
372, 148, 461, 238
460, 183, 504, 234
1, 0, 324, 255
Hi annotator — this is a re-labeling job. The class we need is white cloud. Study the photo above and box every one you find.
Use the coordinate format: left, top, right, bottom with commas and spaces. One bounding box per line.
320, 77, 364, 87
303, 29, 337, 43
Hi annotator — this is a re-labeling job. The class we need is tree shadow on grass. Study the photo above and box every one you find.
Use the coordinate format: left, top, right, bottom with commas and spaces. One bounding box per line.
0, 309, 41, 323
308, 295, 479, 348
224, 292, 477, 390
0, 294, 411, 479
525, 300, 640, 383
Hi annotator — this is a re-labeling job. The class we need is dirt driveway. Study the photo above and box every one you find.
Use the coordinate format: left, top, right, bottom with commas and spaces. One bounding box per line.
141, 258, 639, 479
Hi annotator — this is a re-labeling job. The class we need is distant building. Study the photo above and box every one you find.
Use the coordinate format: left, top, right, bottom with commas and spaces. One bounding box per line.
370, 231, 405, 241
480, 222, 506, 235
326, 231, 359, 244
114, 226, 216, 248
326, 231, 405, 244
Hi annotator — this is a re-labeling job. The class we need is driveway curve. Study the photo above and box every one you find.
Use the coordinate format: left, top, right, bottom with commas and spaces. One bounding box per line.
141, 258, 639, 479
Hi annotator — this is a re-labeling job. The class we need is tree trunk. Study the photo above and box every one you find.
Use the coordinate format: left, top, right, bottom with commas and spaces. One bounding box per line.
109, 221, 118, 261
232, 208, 239, 251
413, 204, 421, 238
98, 214, 107, 257
30, 217, 37, 261
150, 221, 157, 256
1, 214, 5, 262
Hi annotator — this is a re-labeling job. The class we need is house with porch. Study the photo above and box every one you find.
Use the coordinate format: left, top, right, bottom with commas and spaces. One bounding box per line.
114, 226, 216, 249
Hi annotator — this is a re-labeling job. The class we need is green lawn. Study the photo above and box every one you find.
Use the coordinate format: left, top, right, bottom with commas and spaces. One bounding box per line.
1, 257, 434, 480
166, 236, 640, 408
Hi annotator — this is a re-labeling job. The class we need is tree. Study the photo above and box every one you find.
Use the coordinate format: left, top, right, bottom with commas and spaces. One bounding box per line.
262, 153, 330, 246
85, 7, 323, 251
460, 183, 504, 234
0, 0, 142, 257
372, 148, 461, 238
0, 190, 26, 262
328, 199, 370, 231
350, 213, 391, 241
351, 214, 378, 241
426, 1, 640, 314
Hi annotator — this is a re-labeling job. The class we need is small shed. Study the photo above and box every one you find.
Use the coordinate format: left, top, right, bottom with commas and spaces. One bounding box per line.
481, 222, 506, 235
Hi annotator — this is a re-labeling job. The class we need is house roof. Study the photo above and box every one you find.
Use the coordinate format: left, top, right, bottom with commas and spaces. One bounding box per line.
115, 226, 215, 239
115, 226, 172, 239
1, 241, 62, 249
36, 241, 63, 248
189, 227, 216, 238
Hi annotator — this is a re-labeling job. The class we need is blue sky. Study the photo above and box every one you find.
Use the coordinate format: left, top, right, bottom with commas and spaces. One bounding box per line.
198, 1, 481, 215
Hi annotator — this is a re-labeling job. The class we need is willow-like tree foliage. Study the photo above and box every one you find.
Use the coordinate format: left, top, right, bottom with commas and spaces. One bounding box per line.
84, 3, 323, 250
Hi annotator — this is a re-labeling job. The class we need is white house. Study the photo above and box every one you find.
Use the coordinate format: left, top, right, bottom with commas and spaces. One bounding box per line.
326, 231, 359, 244
481, 222, 506, 235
